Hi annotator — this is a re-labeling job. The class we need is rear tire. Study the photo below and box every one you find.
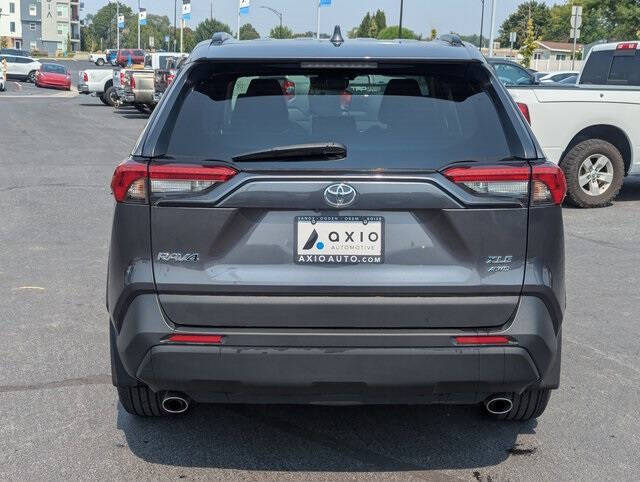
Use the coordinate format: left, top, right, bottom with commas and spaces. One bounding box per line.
117, 386, 168, 417
486, 389, 551, 421
96, 58, 105, 66
561, 139, 624, 208
26, 70, 36, 83
98, 93, 109, 105
104, 86, 118, 107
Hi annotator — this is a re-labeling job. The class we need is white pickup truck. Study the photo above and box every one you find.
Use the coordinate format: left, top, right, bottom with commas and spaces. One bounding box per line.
77, 68, 118, 106
507, 41, 640, 207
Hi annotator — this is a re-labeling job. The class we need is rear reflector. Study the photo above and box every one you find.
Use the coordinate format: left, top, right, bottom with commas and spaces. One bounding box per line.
455, 336, 510, 345
616, 42, 637, 50
110, 161, 237, 203
516, 102, 531, 124
443, 163, 566, 205
168, 334, 223, 344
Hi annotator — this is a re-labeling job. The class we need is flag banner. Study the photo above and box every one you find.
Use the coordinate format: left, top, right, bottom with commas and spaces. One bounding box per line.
239, 0, 250, 16
117, 15, 125, 29
139, 8, 147, 26
320, 0, 331, 6
182, 0, 191, 21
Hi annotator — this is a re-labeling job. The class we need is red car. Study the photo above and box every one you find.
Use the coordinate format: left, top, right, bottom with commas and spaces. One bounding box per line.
116, 49, 145, 67
35, 63, 71, 90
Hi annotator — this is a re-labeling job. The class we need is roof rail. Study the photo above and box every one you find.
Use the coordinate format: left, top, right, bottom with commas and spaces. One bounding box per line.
210, 32, 234, 46
438, 34, 463, 46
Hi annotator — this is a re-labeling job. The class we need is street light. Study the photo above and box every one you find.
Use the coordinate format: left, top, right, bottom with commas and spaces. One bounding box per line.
260, 5, 283, 30
479, 0, 485, 50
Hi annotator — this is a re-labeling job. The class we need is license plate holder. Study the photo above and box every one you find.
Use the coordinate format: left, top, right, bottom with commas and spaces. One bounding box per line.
295, 216, 384, 264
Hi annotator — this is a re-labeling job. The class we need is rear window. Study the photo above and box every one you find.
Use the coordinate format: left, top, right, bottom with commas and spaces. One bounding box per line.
161, 62, 514, 167
581, 49, 640, 85
42, 64, 65, 73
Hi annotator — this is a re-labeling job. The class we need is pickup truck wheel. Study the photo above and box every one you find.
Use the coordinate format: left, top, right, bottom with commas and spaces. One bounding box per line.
104, 86, 118, 107
96, 58, 105, 66
560, 139, 624, 208
98, 93, 109, 105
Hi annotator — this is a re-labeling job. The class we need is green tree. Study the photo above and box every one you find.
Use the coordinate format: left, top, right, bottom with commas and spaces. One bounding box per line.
87, 3, 134, 49
240, 23, 260, 40
347, 26, 359, 39
430, 28, 437, 40
357, 12, 372, 38
0, 37, 8, 49
193, 18, 233, 44
270, 25, 293, 39
378, 26, 420, 40
374, 9, 387, 32
368, 19, 378, 39
498, 1, 549, 49
520, 17, 537, 68
66, 34, 72, 55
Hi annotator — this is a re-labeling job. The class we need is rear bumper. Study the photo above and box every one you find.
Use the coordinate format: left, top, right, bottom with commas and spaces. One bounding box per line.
112, 294, 562, 404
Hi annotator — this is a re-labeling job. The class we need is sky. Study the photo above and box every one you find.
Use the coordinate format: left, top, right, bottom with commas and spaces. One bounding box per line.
84, 0, 561, 38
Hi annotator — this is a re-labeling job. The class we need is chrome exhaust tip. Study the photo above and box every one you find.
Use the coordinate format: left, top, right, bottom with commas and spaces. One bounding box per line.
161, 393, 190, 414
485, 396, 513, 415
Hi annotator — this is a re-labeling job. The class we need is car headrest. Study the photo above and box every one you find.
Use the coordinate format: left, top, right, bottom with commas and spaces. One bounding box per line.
246, 78, 284, 97
379, 79, 422, 125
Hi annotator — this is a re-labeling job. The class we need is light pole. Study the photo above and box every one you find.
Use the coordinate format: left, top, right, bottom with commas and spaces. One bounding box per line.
173, 0, 177, 52
137, 1, 140, 49
398, 0, 404, 39
488, 0, 497, 57
116, 1, 120, 50
260, 5, 282, 31
479, 0, 485, 50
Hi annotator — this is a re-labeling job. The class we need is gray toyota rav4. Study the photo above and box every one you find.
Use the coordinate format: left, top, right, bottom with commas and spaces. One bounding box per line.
108, 31, 566, 421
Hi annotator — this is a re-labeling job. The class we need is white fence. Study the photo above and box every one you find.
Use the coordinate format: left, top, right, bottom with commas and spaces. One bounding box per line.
531, 58, 584, 73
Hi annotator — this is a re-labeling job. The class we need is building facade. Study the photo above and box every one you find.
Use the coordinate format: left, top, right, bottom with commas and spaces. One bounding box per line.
20, 0, 41, 52
0, 0, 23, 49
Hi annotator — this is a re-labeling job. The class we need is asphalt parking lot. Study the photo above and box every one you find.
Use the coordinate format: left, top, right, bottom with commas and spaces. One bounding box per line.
1, 92, 639, 480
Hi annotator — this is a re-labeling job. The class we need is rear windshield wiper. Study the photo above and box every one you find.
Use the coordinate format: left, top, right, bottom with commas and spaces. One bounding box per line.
232, 143, 346, 162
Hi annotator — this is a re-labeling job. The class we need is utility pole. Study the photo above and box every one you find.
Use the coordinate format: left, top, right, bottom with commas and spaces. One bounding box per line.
137, 0, 140, 49
116, 0, 120, 51
398, 0, 404, 39
479, 0, 485, 50
174, 0, 177, 52
316, 1, 320, 39
237, 0, 240, 40
210, 1, 213, 21
488, 0, 497, 57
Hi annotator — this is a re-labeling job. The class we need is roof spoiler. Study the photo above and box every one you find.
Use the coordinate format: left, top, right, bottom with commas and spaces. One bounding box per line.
210, 32, 234, 46
438, 34, 464, 47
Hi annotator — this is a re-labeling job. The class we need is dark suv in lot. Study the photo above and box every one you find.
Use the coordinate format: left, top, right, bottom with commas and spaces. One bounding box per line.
108, 32, 566, 421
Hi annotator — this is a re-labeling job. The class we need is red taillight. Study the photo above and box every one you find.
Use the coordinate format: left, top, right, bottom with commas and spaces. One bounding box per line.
120, 71, 125, 84
83, 72, 88, 82
616, 42, 637, 50
532, 164, 567, 205
130, 75, 136, 89
443, 163, 566, 205
111, 159, 148, 202
168, 334, 223, 344
110, 161, 237, 203
167, 73, 175, 85
516, 102, 531, 124
283, 78, 296, 99
455, 336, 511, 345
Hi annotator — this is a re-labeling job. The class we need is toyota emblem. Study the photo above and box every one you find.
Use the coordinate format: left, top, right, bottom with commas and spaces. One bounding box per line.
324, 183, 357, 208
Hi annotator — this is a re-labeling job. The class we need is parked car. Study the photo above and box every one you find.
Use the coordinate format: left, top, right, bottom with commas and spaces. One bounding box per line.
108, 33, 565, 421
124, 52, 187, 109
116, 49, 145, 67
78, 68, 118, 105
508, 41, 640, 207
35, 63, 71, 90
558, 74, 578, 84
0, 73, 5, 92
90, 53, 107, 66
487, 58, 538, 86
0, 48, 31, 58
533, 71, 549, 82
0, 55, 41, 83
539, 71, 580, 83
153, 56, 186, 103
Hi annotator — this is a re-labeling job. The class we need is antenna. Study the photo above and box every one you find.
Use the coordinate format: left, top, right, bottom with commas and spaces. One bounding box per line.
330, 25, 344, 46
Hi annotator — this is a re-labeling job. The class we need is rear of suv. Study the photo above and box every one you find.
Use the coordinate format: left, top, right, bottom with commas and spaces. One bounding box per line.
108, 33, 566, 421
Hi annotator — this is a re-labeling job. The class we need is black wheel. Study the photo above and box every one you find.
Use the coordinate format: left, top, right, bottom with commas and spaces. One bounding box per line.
486, 389, 551, 421
117, 386, 169, 417
96, 58, 105, 66
134, 103, 150, 114
26, 70, 37, 83
560, 139, 625, 208
98, 93, 109, 105
104, 86, 118, 107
